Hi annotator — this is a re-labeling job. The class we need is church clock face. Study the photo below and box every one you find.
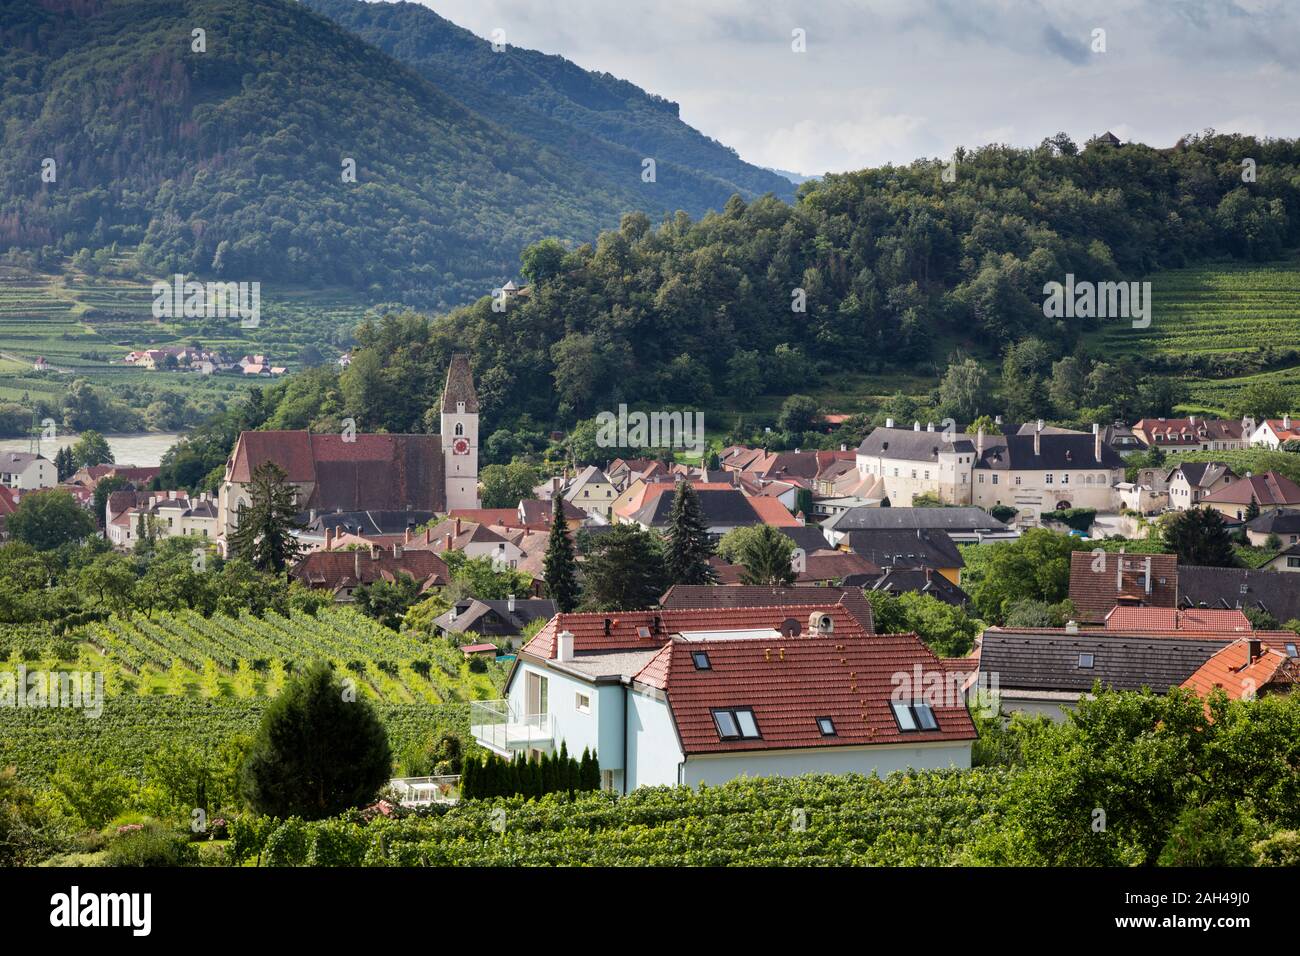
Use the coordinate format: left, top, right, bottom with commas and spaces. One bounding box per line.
452, 437, 471, 456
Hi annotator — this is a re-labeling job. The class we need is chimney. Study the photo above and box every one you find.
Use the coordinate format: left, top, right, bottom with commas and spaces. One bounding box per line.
840, 443, 847, 452
444, 533, 452, 551
1093, 423, 1102, 463
976, 426, 985, 457
326, 527, 334, 549
392, 543, 401, 558
1188, 414, 1196, 426
507, 593, 516, 612
404, 527, 411, 544
926, 422, 934, 432
552, 476, 562, 499
1284, 414, 1292, 430
557, 629, 575, 662
1065, 620, 1079, 634
885, 418, 895, 428
994, 415, 1003, 426
1144, 556, 1152, 595
913, 421, 921, 432
424, 527, 432, 545
1248, 639, 1262, 664
1034, 420, 1043, 457
454, 517, 462, 536
354, 550, 361, 580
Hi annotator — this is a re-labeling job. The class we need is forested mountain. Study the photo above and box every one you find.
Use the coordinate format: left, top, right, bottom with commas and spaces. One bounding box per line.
301, 0, 793, 205
0, 0, 786, 308
255, 131, 1300, 449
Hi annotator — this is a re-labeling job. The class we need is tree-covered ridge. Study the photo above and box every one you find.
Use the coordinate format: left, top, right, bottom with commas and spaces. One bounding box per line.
301, 0, 794, 204
0, 0, 777, 309
317, 132, 1300, 440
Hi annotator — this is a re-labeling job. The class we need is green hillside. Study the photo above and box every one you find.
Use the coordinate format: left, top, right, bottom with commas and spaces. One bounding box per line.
0, 0, 786, 309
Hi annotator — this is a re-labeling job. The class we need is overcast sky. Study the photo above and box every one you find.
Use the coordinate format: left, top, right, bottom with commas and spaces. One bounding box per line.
415, 0, 1300, 177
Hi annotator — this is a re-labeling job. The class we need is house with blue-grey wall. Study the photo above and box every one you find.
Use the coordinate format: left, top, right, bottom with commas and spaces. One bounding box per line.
471, 599, 976, 792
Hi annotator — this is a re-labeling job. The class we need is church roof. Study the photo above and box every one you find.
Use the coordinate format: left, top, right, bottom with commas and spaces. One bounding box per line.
442, 353, 479, 413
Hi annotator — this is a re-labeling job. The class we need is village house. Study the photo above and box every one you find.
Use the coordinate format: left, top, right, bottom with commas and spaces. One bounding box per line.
432, 595, 558, 649
1179, 565, 1300, 623
1245, 509, 1300, 548
290, 546, 449, 602
1066, 551, 1180, 624
1180, 638, 1299, 702
0, 486, 18, 538
479, 604, 974, 791
0, 452, 56, 491
67, 464, 161, 489
1261, 544, 1300, 573
1249, 415, 1300, 450
105, 490, 218, 547
836, 527, 966, 586
621, 484, 801, 535
1199, 471, 1300, 520
1166, 462, 1236, 510
1132, 416, 1255, 453
823, 505, 1013, 546
854, 421, 1124, 523
1114, 481, 1169, 514
417, 517, 525, 569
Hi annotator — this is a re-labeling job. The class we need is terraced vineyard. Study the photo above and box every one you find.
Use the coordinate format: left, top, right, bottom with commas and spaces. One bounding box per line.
1086, 256, 1300, 359
8, 607, 502, 704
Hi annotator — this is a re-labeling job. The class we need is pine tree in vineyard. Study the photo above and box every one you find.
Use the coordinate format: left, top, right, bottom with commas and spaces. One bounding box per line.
227, 461, 306, 573
664, 481, 717, 585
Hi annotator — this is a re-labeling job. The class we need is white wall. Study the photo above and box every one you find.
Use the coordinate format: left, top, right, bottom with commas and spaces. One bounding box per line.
626, 690, 684, 789
681, 740, 972, 787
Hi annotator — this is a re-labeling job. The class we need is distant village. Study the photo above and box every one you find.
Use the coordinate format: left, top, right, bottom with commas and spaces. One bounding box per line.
2, 354, 1297, 788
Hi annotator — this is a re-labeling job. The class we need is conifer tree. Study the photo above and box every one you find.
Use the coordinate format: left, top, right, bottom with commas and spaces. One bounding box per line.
227, 460, 306, 573
543, 501, 581, 612
664, 480, 717, 585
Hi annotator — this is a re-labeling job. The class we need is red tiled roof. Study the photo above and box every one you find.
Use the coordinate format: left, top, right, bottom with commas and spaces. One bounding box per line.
1067, 551, 1179, 623
1103, 607, 1252, 632
991, 625, 1298, 644
290, 548, 449, 590
798, 549, 881, 582
0, 485, 17, 517
450, 508, 520, 526
227, 431, 445, 512
632, 632, 976, 755
1201, 471, 1300, 506
1181, 639, 1298, 700
746, 496, 803, 527
461, 643, 499, 655
524, 604, 871, 659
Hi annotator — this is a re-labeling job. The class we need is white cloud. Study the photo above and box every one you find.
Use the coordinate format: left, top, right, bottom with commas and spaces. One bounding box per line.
415, 0, 1300, 174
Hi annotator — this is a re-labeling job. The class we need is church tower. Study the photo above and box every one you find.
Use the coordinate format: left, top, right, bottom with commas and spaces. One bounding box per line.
441, 353, 480, 510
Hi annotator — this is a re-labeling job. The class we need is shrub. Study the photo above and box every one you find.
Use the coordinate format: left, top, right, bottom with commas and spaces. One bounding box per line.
103, 823, 198, 867
263, 817, 311, 867
1157, 801, 1258, 867
1253, 830, 1300, 866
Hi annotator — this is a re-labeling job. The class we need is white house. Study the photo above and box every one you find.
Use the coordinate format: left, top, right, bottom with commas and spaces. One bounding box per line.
1250, 416, 1300, 450
0, 452, 56, 491
475, 604, 976, 792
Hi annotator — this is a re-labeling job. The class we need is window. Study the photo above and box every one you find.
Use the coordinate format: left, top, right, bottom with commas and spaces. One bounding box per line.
1079, 653, 1095, 668
691, 651, 711, 670
1045, 474, 1053, 485
992, 475, 999, 485
817, 716, 837, 736
890, 701, 939, 732
712, 707, 761, 740
1286, 643, 1297, 659
1014, 476, 1021, 485
1288, 557, 1300, 569
924, 471, 930, 480
454, 422, 464, 436
1062, 474, 1069, 484
575, 692, 591, 714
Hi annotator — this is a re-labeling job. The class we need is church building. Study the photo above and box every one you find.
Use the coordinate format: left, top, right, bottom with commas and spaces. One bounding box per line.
217, 354, 480, 546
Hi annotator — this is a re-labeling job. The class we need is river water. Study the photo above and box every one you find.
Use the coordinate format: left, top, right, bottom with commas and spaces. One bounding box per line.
0, 432, 185, 467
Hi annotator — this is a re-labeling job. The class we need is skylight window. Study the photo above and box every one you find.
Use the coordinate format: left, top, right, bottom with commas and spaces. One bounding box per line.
692, 651, 711, 670
1286, 643, 1297, 659
712, 708, 761, 740
890, 701, 939, 732
817, 717, 837, 736
1079, 653, 1095, 668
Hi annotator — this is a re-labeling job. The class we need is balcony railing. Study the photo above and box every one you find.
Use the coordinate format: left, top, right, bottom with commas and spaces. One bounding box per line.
389, 775, 461, 807
470, 699, 553, 754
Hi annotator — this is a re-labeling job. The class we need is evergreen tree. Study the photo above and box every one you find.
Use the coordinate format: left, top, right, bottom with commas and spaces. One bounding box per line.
579, 523, 668, 610
583, 749, 601, 791
664, 481, 717, 585
1245, 496, 1261, 521
1162, 508, 1237, 567
227, 461, 306, 573
240, 661, 391, 819
461, 754, 477, 799
543, 501, 580, 612
737, 525, 797, 586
